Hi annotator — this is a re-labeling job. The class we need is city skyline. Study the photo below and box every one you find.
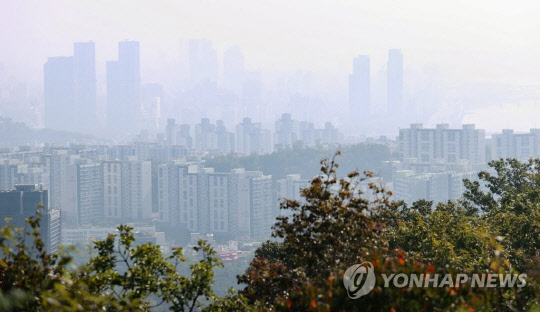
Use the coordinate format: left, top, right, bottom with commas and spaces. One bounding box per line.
2, 1, 540, 136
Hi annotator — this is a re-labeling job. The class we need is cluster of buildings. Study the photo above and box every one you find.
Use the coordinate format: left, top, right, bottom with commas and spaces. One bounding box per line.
44, 40, 336, 137
0, 142, 319, 252
44, 41, 160, 134
164, 113, 343, 156
5, 118, 540, 252
490, 129, 540, 160
157, 164, 273, 239
392, 123, 540, 204
0, 146, 156, 250
398, 123, 486, 165
348, 49, 403, 117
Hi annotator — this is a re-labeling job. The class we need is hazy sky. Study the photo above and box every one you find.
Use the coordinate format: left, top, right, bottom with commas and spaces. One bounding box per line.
2, 0, 540, 87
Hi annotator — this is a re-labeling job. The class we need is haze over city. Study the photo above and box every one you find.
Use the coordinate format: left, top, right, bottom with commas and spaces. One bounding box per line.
2, 0, 540, 136
1, 1, 540, 311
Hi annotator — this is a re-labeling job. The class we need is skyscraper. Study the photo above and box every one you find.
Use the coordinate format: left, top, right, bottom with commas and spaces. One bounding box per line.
165, 118, 177, 146
44, 42, 96, 132
0, 185, 61, 253
107, 41, 141, 132
76, 162, 103, 225
223, 46, 245, 94
387, 49, 403, 113
188, 39, 218, 87
73, 41, 97, 130
348, 55, 370, 115
44, 57, 74, 130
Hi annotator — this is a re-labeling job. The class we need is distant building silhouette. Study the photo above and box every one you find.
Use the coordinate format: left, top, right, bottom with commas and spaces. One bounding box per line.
44, 42, 96, 132
235, 117, 273, 155
387, 49, 403, 113
348, 55, 370, 116
73, 42, 97, 131
275, 113, 300, 147
141, 83, 163, 130
188, 39, 218, 87
44, 57, 74, 130
223, 46, 245, 94
107, 41, 141, 132
165, 119, 193, 148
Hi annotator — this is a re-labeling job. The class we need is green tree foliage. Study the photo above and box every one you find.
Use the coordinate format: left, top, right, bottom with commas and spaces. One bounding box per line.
0, 208, 251, 311
0, 206, 117, 311
2, 156, 540, 311
464, 158, 540, 272
239, 154, 540, 311
390, 200, 496, 272
204, 143, 392, 180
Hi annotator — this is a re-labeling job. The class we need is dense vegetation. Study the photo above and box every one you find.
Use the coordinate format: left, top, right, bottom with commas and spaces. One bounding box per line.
204, 143, 393, 180
0, 154, 538, 311
0, 117, 96, 148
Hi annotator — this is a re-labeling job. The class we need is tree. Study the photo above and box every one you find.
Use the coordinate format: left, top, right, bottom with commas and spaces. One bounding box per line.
240, 154, 540, 311
239, 152, 399, 305
0, 207, 251, 311
390, 200, 496, 272
0, 206, 119, 311
83, 225, 255, 311
463, 158, 540, 271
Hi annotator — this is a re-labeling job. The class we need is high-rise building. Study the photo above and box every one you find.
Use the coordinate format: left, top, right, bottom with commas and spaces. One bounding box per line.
215, 120, 235, 154
188, 39, 218, 87
235, 118, 273, 155
0, 159, 20, 191
348, 55, 370, 115
43, 149, 78, 225
44, 42, 96, 132
223, 46, 245, 94
393, 170, 475, 205
387, 49, 403, 113
73, 41, 97, 131
107, 41, 141, 132
228, 169, 251, 238
249, 172, 273, 240
235, 117, 257, 154
102, 159, 152, 222
157, 164, 273, 239
141, 83, 163, 130
178, 124, 193, 149
166, 118, 178, 146
44, 57, 74, 130
121, 159, 152, 220
76, 162, 103, 225
275, 113, 301, 148
491, 129, 540, 161
276, 174, 310, 218
398, 124, 485, 165
0, 184, 61, 253
194, 118, 217, 152
103, 161, 122, 219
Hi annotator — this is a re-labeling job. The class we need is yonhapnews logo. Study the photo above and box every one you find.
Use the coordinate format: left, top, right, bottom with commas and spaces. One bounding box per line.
343, 262, 376, 299
343, 262, 528, 299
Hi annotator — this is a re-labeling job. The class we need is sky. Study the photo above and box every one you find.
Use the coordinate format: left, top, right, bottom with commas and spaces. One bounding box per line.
2, 0, 540, 87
